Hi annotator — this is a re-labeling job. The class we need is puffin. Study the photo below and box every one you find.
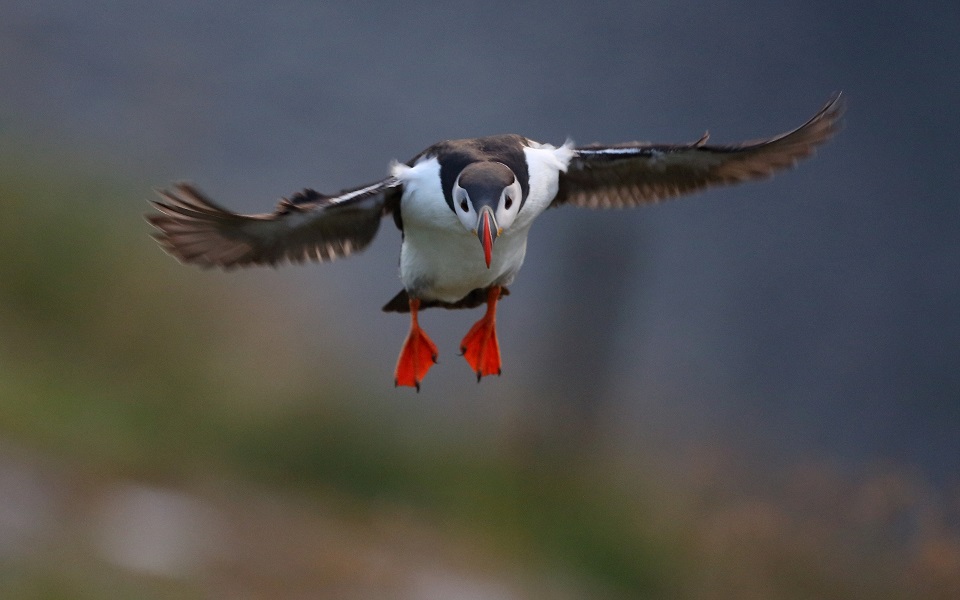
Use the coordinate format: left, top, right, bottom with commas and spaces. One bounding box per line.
147, 95, 843, 390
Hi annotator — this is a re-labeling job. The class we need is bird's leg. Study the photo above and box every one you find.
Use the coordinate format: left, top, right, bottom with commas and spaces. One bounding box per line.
394, 297, 438, 391
459, 286, 502, 381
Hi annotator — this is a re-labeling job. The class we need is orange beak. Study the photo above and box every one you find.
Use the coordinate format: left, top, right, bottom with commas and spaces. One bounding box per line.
476, 206, 499, 269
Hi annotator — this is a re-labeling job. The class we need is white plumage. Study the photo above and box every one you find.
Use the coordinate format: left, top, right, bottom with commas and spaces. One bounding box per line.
393, 142, 574, 303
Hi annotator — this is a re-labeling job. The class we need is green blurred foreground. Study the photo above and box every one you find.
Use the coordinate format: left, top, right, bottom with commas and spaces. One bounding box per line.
1, 149, 958, 599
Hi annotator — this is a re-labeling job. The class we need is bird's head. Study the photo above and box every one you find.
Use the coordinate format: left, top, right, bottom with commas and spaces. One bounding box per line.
452, 162, 523, 268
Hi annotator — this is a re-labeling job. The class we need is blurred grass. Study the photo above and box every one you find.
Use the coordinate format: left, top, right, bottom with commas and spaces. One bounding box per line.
227, 408, 676, 594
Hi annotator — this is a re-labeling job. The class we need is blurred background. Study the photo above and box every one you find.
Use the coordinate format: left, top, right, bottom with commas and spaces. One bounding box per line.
1, 1, 958, 598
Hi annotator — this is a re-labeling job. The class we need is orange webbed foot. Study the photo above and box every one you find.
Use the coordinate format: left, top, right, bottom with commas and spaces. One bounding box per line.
394, 298, 438, 391
459, 286, 503, 381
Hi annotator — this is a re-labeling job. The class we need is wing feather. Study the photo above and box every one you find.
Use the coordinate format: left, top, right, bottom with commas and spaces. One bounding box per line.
554, 94, 844, 208
146, 178, 399, 269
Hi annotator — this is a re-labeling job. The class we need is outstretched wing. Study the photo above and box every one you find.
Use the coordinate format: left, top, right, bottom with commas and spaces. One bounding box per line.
553, 94, 844, 209
147, 178, 400, 269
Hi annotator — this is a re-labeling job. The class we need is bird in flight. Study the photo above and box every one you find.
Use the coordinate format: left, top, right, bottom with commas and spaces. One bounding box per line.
147, 95, 843, 390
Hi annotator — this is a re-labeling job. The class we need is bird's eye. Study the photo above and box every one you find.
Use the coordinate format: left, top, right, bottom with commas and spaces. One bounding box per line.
504, 196, 513, 210
460, 199, 468, 212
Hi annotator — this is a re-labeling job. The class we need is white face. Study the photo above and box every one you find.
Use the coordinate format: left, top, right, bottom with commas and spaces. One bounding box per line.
452, 170, 523, 235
